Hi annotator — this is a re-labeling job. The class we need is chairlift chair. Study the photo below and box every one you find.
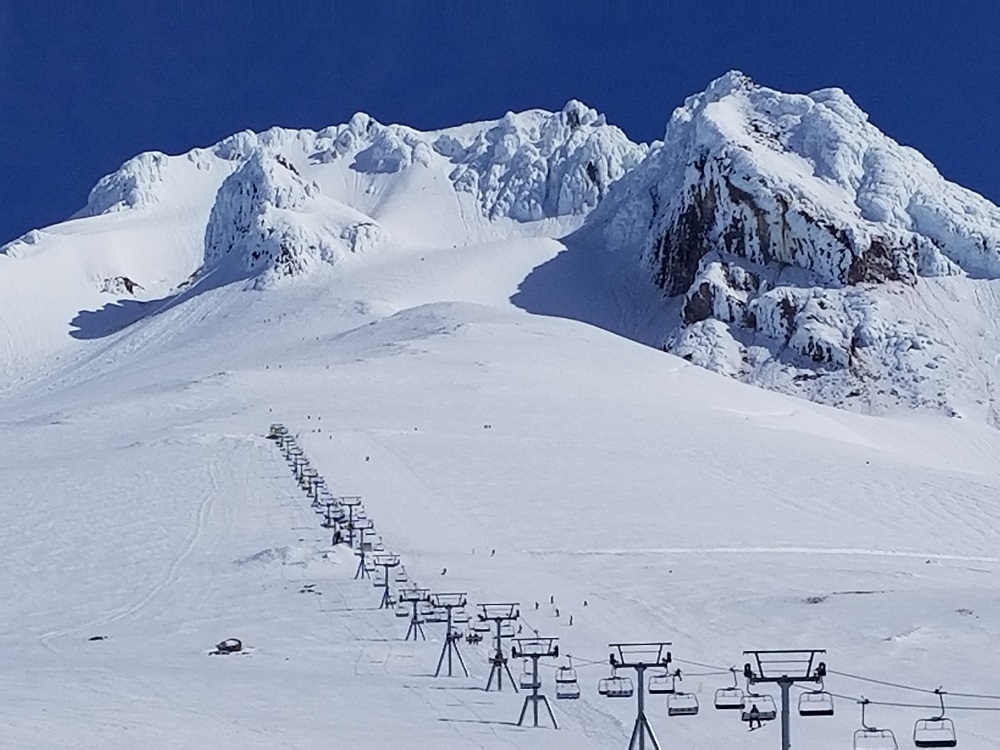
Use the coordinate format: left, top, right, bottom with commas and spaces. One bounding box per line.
471, 620, 490, 634
394, 568, 408, 583
555, 658, 580, 700
452, 607, 469, 624
424, 608, 446, 624
854, 699, 898, 750
648, 669, 674, 695
555, 660, 578, 686
394, 603, 409, 618
556, 681, 581, 700
604, 670, 635, 699
499, 622, 515, 639
714, 668, 745, 710
667, 692, 700, 717
913, 690, 957, 748
519, 660, 540, 690
598, 677, 610, 696
606, 676, 635, 698
741, 694, 777, 723
799, 688, 835, 717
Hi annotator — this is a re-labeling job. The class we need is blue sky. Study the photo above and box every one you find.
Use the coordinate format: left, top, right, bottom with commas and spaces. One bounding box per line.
2, 1, 998, 243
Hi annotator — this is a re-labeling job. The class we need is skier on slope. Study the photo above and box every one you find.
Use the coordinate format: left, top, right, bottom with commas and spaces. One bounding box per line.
748, 703, 762, 730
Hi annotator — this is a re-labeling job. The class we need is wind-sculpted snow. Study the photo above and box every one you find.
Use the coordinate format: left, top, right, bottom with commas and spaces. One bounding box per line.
202, 150, 389, 286
440, 101, 647, 221
79, 103, 644, 230
593, 71, 1000, 416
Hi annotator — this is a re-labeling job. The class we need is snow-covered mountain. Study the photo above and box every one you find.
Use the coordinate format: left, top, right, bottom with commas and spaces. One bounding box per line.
592, 71, 1000, 418
5, 77, 1000, 749
4, 73, 1000, 420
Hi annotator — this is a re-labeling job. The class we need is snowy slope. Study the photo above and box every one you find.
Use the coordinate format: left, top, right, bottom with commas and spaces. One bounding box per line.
589, 71, 1000, 419
3, 292, 1000, 749
0, 101, 644, 383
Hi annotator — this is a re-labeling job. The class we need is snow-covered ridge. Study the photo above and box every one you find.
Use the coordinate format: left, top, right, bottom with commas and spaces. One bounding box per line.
591, 70, 1000, 416
77, 101, 646, 227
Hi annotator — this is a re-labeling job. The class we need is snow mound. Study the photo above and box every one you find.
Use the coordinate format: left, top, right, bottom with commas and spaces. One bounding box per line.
591, 70, 1000, 416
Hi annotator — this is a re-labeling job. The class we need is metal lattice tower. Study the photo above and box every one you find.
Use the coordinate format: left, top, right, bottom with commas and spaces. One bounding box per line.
431, 593, 469, 678
512, 636, 560, 729
743, 649, 827, 750
609, 642, 672, 750
478, 603, 520, 692
373, 553, 400, 609
400, 587, 430, 641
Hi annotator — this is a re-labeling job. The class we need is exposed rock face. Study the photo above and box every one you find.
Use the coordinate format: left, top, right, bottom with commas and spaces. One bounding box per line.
595, 71, 1000, 414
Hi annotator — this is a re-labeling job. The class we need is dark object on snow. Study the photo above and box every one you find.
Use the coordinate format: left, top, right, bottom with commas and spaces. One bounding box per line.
214, 638, 243, 654
88, 635, 107, 641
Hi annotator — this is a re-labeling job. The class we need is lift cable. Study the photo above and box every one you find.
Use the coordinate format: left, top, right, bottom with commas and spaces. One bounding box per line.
791, 684, 1000, 712
829, 669, 1000, 702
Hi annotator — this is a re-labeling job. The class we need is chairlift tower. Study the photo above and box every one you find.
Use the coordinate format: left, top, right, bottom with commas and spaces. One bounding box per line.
400, 587, 430, 641
373, 554, 400, 609
512, 636, 560, 729
338, 496, 362, 547
321, 499, 339, 528
743, 649, 827, 750
478, 603, 520, 692
352, 522, 376, 580
431, 593, 470, 677
608, 642, 672, 750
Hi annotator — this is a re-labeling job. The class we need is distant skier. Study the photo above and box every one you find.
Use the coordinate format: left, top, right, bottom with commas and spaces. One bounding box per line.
441, 567, 447, 575
332, 528, 343, 545
748, 703, 762, 730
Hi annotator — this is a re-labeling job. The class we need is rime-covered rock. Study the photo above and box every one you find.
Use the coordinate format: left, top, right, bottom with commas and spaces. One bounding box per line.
593, 71, 1000, 414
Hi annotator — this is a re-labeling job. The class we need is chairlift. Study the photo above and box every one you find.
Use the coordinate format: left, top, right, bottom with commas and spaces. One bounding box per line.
715, 668, 745, 710
741, 693, 777, 723
519, 660, 540, 690
798, 681, 835, 717
471, 619, 490, 634
854, 699, 898, 750
667, 692, 700, 717
603, 669, 634, 699
913, 689, 957, 748
394, 568, 408, 583
394, 603, 409, 618
648, 668, 674, 695
499, 622, 515, 639
425, 608, 446, 624
555, 658, 578, 685
452, 607, 469, 624
665, 671, 699, 716
556, 681, 581, 700
556, 658, 580, 700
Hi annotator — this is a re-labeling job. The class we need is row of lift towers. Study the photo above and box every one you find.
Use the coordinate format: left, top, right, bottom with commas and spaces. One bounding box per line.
270, 424, 960, 750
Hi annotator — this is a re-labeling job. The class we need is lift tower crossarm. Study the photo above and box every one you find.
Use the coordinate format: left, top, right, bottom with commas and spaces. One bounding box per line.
743, 649, 827, 750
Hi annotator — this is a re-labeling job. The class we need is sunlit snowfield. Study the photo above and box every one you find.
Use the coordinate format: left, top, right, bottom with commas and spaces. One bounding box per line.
2, 276, 1000, 748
